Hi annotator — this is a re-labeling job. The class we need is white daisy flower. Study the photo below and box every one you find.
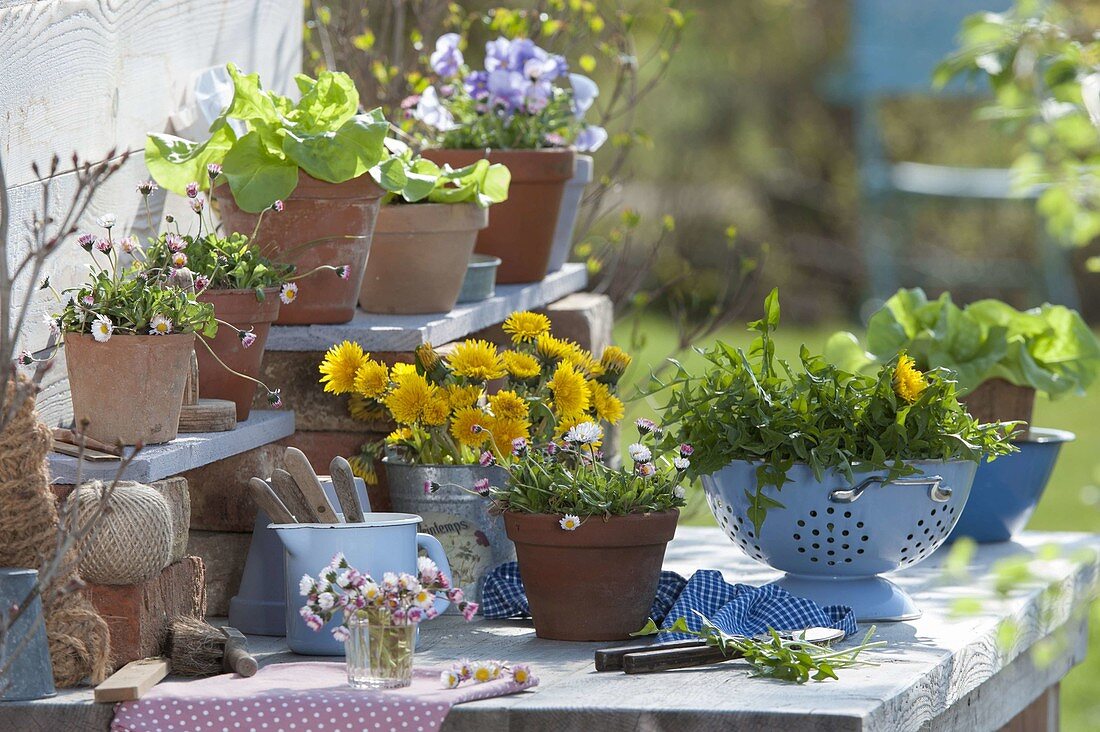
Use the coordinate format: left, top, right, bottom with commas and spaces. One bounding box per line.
171, 251, 188, 268
317, 592, 336, 610
96, 213, 116, 229
45, 315, 60, 337
91, 314, 113, 342
627, 443, 652, 463
148, 313, 173, 335
299, 574, 314, 596
564, 421, 602, 445
673, 456, 690, 471
673, 485, 686, 499
559, 514, 582, 531
440, 669, 461, 689
279, 282, 298, 305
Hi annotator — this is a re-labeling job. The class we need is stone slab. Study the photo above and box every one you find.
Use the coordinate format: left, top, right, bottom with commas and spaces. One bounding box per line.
186, 531, 251, 617
82, 556, 206, 669
9, 530, 1098, 732
48, 411, 296, 485
184, 444, 285, 533
264, 263, 587, 352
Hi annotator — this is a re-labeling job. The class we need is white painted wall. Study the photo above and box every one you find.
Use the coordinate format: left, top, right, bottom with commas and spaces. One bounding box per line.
0, 0, 302, 424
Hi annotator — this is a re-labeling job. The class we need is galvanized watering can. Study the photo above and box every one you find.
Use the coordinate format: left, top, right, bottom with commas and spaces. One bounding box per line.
272, 513, 452, 655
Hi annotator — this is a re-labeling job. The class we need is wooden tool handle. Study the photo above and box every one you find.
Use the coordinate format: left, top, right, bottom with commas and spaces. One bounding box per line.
52, 427, 121, 456
271, 468, 317, 522
594, 640, 707, 672
284, 447, 339, 522
94, 658, 169, 702
248, 478, 296, 524
330, 456, 365, 522
622, 645, 732, 674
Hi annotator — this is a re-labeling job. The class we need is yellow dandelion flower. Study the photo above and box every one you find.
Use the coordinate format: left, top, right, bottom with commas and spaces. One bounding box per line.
488, 415, 530, 450
502, 350, 541, 380
589, 381, 625, 424
415, 342, 442, 372
390, 362, 417, 378
353, 359, 390, 399
446, 339, 506, 381
548, 362, 590, 419
421, 389, 451, 426
384, 371, 433, 424
564, 347, 603, 377
502, 311, 551, 344
450, 407, 491, 448
893, 354, 928, 404
535, 334, 573, 362
385, 427, 413, 443
600, 345, 633, 376
447, 384, 483, 410
348, 394, 386, 423
319, 341, 366, 394
488, 390, 529, 421
347, 455, 378, 485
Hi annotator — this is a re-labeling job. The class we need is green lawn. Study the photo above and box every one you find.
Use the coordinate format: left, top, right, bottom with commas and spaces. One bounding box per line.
614, 314, 1100, 730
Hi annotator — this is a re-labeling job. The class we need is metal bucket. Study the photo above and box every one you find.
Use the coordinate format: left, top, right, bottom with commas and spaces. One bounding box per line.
0, 569, 55, 701
456, 254, 501, 304
948, 428, 1074, 543
383, 458, 515, 604
702, 459, 977, 622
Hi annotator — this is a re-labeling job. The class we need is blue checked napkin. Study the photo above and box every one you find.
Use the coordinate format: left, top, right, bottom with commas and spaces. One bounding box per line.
480, 563, 858, 639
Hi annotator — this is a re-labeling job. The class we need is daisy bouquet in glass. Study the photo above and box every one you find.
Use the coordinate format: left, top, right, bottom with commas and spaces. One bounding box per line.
407, 34, 607, 152
317, 310, 633, 483
473, 417, 689, 521
298, 553, 477, 637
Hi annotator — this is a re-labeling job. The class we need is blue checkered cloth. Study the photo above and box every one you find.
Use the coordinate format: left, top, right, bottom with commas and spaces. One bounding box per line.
480, 564, 858, 639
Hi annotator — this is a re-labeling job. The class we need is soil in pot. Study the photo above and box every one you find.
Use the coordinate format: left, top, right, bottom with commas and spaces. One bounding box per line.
216, 173, 384, 325
196, 287, 281, 420
421, 149, 575, 285
960, 378, 1036, 426
65, 332, 196, 445
504, 510, 678, 641
359, 203, 489, 315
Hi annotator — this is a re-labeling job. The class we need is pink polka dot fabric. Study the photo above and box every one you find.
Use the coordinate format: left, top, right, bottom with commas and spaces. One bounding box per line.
110, 662, 537, 732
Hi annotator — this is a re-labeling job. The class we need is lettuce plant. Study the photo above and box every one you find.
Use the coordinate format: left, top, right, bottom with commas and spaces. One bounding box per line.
146, 65, 392, 213
825, 288, 1100, 399
374, 140, 511, 207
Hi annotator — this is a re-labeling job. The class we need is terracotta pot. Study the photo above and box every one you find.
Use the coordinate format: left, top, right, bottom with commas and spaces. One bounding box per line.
960, 378, 1036, 426
422, 148, 576, 284
65, 332, 196, 445
503, 509, 679, 641
196, 287, 281, 420
358, 203, 490, 314
216, 173, 385, 325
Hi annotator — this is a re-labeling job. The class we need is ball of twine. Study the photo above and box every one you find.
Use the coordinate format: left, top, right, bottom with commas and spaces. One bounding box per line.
0, 376, 110, 686
76, 482, 173, 585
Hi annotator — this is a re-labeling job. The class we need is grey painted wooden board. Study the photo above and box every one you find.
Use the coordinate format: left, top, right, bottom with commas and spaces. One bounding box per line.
264, 263, 588, 352
3, 528, 1095, 731
47, 410, 294, 485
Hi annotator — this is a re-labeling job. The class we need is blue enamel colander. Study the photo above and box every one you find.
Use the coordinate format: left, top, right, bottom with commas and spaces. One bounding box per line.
701, 459, 977, 621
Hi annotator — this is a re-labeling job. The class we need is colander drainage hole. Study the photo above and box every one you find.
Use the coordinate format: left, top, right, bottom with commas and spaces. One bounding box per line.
930, 508, 938, 516
826, 507, 835, 515
812, 543, 820, 549
861, 535, 869, 542
827, 560, 836, 566
907, 534, 914, 540
798, 547, 806, 553
812, 529, 820, 536
844, 557, 853, 563
856, 521, 865, 528
793, 533, 801, 541
827, 550, 835, 556
797, 520, 806, 527
826, 537, 835, 544
917, 519, 925, 527
900, 546, 908, 553
841, 529, 850, 537
843, 511, 852, 519
856, 548, 865, 554
809, 510, 818, 518
810, 557, 819, 562
842, 543, 850, 549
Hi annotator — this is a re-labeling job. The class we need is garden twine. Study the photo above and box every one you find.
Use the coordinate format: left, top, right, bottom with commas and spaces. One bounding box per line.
0, 377, 110, 686
75, 481, 173, 585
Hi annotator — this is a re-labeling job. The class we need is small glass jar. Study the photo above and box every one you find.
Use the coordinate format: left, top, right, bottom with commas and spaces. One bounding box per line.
344, 615, 416, 689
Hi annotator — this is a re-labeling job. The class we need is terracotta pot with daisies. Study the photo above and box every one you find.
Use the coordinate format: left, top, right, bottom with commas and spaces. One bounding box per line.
316, 311, 635, 604
54, 213, 216, 445
498, 419, 685, 641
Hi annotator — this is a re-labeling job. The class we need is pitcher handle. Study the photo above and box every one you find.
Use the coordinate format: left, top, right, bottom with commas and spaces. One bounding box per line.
417, 533, 452, 616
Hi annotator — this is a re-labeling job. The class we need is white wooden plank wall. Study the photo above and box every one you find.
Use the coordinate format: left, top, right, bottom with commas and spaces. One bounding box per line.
0, 0, 302, 424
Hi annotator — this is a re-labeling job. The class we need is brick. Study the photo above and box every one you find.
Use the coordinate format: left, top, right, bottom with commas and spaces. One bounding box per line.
52, 477, 192, 563
186, 531, 252, 617
252, 350, 413, 432
83, 556, 206, 667
278, 431, 392, 511
183, 443, 284, 533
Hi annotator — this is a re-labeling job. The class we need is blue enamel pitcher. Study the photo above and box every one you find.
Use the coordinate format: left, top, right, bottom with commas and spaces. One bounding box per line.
272, 513, 452, 655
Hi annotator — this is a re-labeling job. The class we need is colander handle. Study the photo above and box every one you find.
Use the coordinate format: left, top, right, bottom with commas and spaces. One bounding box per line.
829, 475, 950, 504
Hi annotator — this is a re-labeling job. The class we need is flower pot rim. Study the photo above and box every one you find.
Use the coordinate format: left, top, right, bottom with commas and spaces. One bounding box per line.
199, 285, 281, 297
723, 457, 977, 472
1016, 427, 1075, 444
504, 508, 681, 520
63, 331, 198, 342
382, 457, 499, 470
375, 201, 490, 234
467, 254, 501, 268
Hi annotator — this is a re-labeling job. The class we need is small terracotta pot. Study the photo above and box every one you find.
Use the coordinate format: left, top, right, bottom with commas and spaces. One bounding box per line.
216, 173, 385, 325
422, 148, 576, 284
503, 509, 679, 641
358, 203, 490, 314
65, 332, 196, 446
960, 378, 1036, 426
196, 287, 281, 420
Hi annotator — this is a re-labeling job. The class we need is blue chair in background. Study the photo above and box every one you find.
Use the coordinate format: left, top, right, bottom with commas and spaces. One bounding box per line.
831, 0, 1080, 312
